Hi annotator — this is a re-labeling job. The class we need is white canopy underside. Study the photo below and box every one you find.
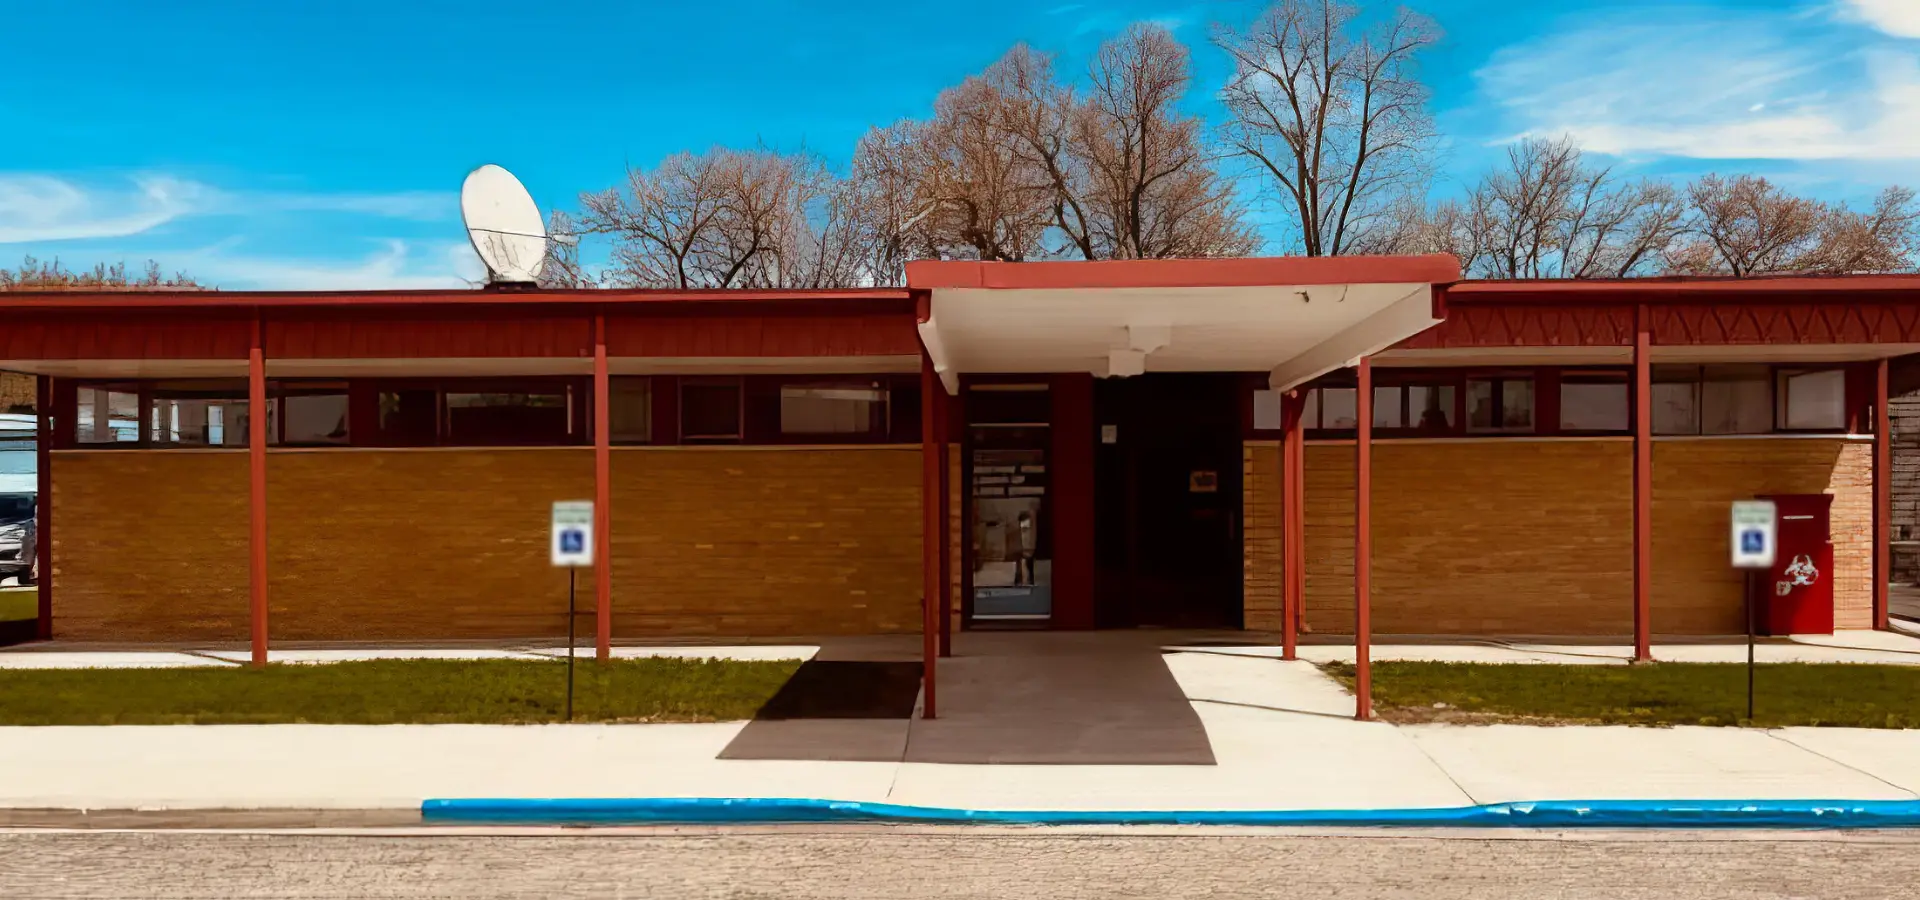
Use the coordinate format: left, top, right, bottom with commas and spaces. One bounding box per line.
917, 282, 1441, 393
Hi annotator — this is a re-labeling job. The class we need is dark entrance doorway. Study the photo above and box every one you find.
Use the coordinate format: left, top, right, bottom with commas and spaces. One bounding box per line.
1094, 373, 1244, 628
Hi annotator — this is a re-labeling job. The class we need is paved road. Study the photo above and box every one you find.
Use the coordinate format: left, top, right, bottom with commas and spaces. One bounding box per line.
2, 827, 1918, 899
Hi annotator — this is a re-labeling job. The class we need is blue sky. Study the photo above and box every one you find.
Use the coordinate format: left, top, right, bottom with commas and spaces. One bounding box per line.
3, 0, 1918, 288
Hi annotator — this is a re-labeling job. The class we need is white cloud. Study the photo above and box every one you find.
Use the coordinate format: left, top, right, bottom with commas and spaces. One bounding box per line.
0, 173, 454, 245
177, 239, 476, 291
0, 174, 206, 243
1845, 0, 1920, 38
1476, 6, 1920, 161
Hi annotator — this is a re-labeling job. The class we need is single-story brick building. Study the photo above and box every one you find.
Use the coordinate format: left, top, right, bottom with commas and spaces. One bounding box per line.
1, 255, 1914, 713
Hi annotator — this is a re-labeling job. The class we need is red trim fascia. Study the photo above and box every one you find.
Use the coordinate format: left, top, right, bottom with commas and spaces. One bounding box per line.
908, 255, 1461, 291
0, 288, 913, 312
1446, 273, 1920, 303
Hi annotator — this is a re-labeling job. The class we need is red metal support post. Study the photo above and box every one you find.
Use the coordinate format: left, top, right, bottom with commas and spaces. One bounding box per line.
594, 315, 613, 661
936, 380, 953, 658
34, 375, 52, 640
1633, 305, 1652, 661
1289, 393, 1307, 645
1280, 390, 1302, 661
1876, 356, 1892, 631
1355, 359, 1373, 721
920, 353, 941, 718
248, 316, 269, 667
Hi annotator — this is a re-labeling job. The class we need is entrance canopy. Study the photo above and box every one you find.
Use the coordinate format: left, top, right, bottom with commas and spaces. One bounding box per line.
906, 256, 1460, 392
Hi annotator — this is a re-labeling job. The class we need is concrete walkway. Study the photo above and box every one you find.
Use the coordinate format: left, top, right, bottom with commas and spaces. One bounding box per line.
4, 648, 1920, 813
10, 629, 1920, 669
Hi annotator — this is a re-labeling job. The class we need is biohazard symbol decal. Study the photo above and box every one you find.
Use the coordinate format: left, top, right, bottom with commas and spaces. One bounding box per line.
1776, 554, 1820, 596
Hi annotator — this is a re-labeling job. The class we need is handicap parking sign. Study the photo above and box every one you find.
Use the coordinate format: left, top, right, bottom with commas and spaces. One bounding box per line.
551, 501, 595, 567
1730, 500, 1776, 570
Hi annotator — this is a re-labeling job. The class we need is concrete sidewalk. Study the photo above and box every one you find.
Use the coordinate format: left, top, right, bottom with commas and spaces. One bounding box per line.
9, 629, 1920, 669
3, 649, 1918, 814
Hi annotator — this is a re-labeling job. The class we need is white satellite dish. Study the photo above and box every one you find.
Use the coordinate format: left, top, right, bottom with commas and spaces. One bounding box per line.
461, 164, 548, 283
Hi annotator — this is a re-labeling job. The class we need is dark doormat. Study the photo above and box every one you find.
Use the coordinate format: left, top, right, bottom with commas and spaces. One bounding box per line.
717, 661, 922, 762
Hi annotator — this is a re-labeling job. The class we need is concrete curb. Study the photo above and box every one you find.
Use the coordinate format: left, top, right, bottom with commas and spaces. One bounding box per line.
422, 798, 1920, 829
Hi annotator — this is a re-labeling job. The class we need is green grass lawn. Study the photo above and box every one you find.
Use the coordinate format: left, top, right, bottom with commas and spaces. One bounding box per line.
1322, 661, 1920, 729
0, 657, 802, 725
0, 589, 34, 623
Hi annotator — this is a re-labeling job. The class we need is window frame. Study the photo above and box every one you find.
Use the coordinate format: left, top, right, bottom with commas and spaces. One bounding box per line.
765, 377, 896, 444
1774, 367, 1849, 434
1465, 372, 1538, 435
1554, 368, 1633, 436
678, 376, 746, 444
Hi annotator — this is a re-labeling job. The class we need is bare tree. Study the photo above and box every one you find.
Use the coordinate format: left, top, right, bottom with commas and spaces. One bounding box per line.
1, 256, 203, 290
851, 27, 1255, 267
536, 210, 594, 288
1216, 0, 1439, 256
1799, 186, 1920, 275
579, 148, 869, 289
1450, 137, 1686, 279
1075, 25, 1257, 258
1678, 174, 1827, 276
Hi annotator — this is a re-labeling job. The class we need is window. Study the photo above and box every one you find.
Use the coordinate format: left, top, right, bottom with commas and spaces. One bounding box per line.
1370, 382, 1457, 434
1701, 365, 1771, 434
1559, 373, 1629, 432
1657, 365, 1758, 435
276, 383, 349, 446
1372, 386, 1403, 429
378, 389, 438, 445
780, 381, 889, 436
445, 389, 574, 445
75, 386, 139, 444
1777, 368, 1846, 431
150, 381, 251, 447
1467, 376, 1534, 434
608, 377, 652, 443
1651, 366, 1701, 435
1251, 389, 1284, 431
1409, 384, 1456, 433
1319, 387, 1357, 429
681, 379, 743, 442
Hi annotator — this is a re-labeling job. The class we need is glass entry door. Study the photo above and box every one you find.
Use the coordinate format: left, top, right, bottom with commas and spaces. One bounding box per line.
967, 384, 1052, 621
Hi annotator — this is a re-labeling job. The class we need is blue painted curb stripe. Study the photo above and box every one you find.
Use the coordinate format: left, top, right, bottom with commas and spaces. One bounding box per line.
421, 798, 1920, 829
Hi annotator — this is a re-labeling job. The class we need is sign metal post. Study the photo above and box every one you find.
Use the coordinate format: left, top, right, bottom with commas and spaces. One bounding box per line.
1731, 500, 1778, 723
551, 500, 595, 722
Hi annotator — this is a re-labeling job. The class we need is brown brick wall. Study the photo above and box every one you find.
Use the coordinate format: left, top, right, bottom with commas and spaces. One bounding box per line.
1242, 442, 1283, 632
1243, 437, 1872, 636
609, 446, 923, 636
1651, 439, 1871, 633
266, 449, 595, 641
51, 446, 925, 642
51, 451, 250, 641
